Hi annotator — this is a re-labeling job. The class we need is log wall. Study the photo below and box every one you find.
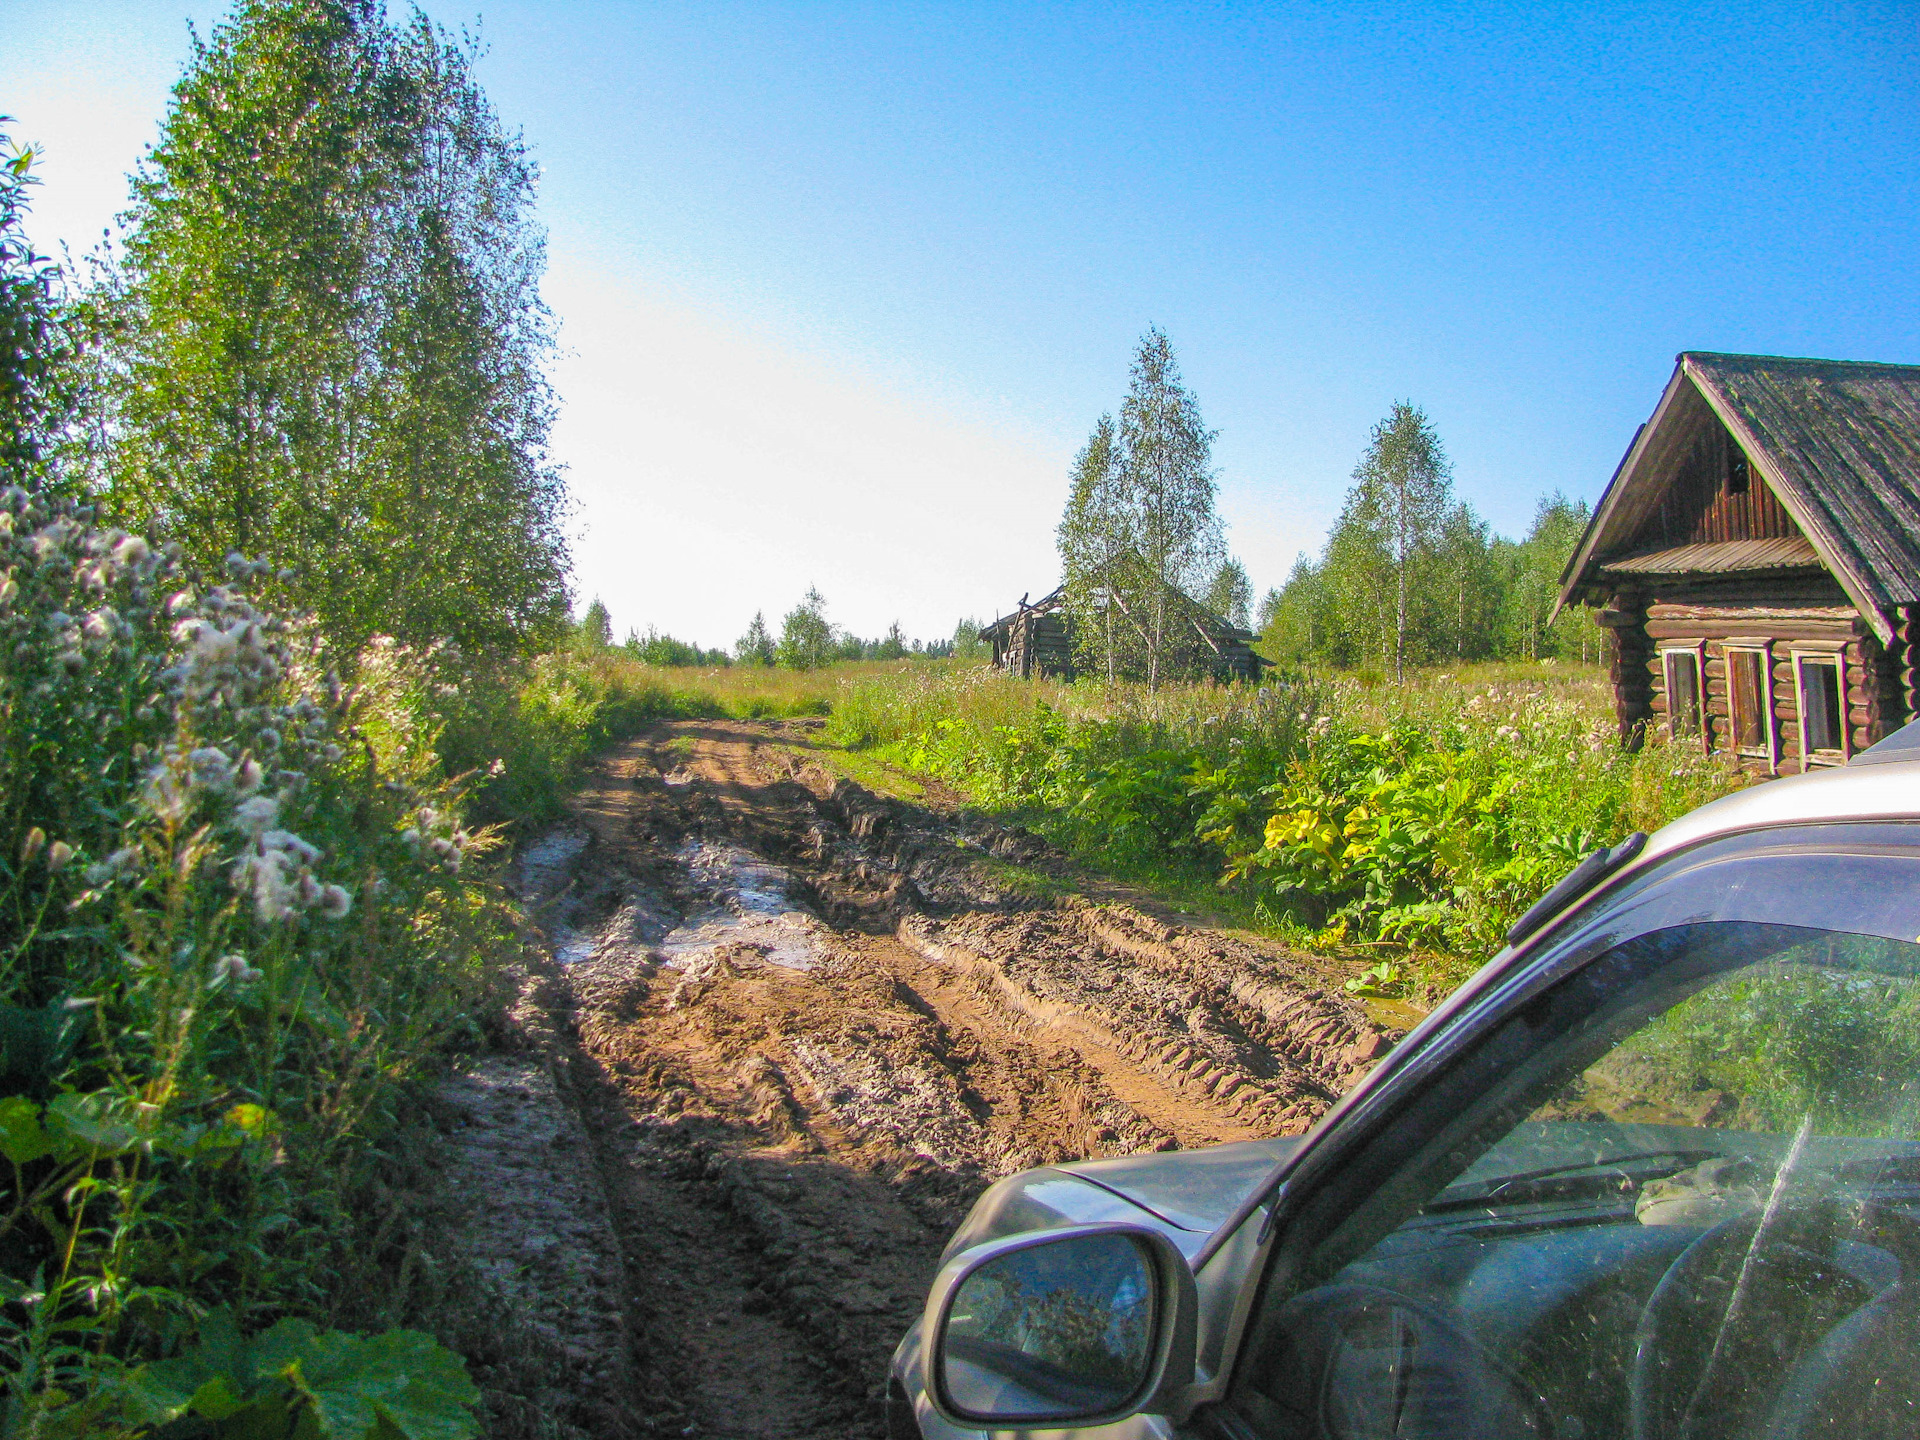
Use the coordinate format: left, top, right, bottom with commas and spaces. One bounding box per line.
1630, 578, 1909, 772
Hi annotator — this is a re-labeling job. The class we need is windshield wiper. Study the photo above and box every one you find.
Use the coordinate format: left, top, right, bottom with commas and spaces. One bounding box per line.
1424, 1148, 1722, 1213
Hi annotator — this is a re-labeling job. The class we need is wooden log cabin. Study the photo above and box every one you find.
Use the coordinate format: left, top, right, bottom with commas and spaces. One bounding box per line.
981, 584, 1267, 682
1557, 352, 1920, 773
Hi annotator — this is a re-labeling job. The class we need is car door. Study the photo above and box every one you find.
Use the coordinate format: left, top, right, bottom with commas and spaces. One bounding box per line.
1194, 821, 1920, 1440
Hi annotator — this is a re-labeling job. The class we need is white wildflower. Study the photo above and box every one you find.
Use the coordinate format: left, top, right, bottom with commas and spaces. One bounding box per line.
316, 884, 352, 919
142, 770, 191, 822
260, 829, 321, 866
232, 795, 279, 836
190, 747, 235, 788
209, 953, 262, 985
113, 535, 151, 567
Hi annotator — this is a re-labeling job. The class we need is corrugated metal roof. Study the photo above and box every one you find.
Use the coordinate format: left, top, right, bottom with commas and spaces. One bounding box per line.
1599, 535, 1823, 575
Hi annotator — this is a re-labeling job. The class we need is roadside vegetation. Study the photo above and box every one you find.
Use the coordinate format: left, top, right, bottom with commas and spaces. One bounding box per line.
1, 1, 600, 1431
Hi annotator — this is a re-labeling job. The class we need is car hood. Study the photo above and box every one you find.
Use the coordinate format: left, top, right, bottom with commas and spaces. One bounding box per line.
1058, 1137, 1303, 1233
934, 1136, 1305, 1269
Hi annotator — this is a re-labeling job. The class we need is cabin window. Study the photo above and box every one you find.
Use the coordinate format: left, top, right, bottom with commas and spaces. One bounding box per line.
1795, 652, 1847, 762
1726, 447, 1750, 495
1661, 647, 1703, 742
1726, 646, 1772, 757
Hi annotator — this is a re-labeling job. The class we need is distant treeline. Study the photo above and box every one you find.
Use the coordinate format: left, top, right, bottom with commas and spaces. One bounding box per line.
576, 590, 989, 669
1256, 404, 1598, 673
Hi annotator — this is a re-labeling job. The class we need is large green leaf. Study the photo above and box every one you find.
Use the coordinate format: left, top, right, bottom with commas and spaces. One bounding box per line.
46, 1091, 138, 1154
287, 1330, 477, 1440
0, 1093, 53, 1164
119, 1313, 478, 1440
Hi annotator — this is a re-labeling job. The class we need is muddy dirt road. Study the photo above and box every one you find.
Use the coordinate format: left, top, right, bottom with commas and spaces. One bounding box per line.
467, 719, 1386, 1438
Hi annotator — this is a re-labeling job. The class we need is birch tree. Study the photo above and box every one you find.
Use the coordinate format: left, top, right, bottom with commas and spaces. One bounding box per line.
86, 0, 569, 660
1205, 557, 1252, 628
1057, 412, 1134, 680
1117, 328, 1223, 688
1349, 402, 1452, 680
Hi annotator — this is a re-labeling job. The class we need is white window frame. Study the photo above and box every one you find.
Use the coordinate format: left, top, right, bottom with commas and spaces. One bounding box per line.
1659, 643, 1707, 752
1791, 646, 1850, 766
1723, 641, 1776, 772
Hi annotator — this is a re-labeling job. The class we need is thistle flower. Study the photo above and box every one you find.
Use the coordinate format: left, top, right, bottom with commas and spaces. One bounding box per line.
209, 953, 263, 985
113, 535, 151, 567
234, 795, 279, 836
20, 827, 46, 864
316, 884, 352, 919
46, 841, 73, 872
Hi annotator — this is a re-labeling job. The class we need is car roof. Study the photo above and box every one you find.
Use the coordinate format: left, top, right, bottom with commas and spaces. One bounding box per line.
1640, 754, 1920, 865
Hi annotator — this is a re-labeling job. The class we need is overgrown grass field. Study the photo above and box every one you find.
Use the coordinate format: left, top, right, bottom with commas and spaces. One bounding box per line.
599, 653, 1749, 1006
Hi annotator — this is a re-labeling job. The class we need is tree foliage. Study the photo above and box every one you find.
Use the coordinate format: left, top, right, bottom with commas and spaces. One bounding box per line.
81, 0, 569, 662
777, 586, 835, 670
0, 125, 72, 495
1260, 406, 1599, 671
1057, 330, 1227, 686
735, 610, 776, 666
1205, 556, 1252, 629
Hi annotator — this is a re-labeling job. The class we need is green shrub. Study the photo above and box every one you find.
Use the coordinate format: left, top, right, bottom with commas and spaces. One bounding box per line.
823, 663, 1747, 963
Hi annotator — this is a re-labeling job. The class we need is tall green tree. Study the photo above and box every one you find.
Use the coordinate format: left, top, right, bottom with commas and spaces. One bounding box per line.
1500, 492, 1594, 660
1118, 328, 1224, 688
1435, 502, 1499, 661
0, 125, 72, 495
1345, 401, 1454, 679
1057, 412, 1136, 681
1257, 554, 1329, 665
736, 610, 776, 666
86, 0, 568, 660
1205, 556, 1252, 628
950, 617, 987, 660
777, 586, 835, 670
577, 596, 612, 649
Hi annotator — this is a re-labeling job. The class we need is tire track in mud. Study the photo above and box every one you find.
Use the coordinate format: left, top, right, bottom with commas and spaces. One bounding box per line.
514, 719, 1387, 1439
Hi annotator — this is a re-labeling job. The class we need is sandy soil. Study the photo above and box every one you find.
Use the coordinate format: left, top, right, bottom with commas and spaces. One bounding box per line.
459, 718, 1389, 1438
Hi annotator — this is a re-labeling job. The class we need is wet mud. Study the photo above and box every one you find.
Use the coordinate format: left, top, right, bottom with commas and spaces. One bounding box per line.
461, 718, 1388, 1438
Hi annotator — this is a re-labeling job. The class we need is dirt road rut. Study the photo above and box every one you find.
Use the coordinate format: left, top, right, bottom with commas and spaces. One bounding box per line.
482, 719, 1385, 1438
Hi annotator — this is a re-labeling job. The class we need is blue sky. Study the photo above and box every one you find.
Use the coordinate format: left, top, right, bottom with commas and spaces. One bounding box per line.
5, 1, 1917, 644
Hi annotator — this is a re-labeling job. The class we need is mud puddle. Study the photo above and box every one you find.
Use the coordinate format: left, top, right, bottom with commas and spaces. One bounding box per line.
657, 839, 825, 972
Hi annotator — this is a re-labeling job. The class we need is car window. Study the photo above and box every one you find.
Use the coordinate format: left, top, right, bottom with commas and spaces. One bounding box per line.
1223, 914, 1920, 1440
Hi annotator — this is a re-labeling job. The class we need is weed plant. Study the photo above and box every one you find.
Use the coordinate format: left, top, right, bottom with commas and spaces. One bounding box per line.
0, 491, 504, 1436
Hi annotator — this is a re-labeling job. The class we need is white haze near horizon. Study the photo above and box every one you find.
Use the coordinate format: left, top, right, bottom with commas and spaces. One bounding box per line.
546, 253, 1066, 648
2, 55, 1143, 651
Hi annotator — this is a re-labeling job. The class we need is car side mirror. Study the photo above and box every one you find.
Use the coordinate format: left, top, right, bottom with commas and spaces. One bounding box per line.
923, 1223, 1199, 1431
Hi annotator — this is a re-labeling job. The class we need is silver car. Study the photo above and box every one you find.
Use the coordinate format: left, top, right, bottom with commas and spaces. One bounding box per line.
890, 720, 1920, 1439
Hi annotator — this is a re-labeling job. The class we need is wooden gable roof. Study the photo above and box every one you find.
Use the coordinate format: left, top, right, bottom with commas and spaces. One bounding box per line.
1559, 352, 1920, 641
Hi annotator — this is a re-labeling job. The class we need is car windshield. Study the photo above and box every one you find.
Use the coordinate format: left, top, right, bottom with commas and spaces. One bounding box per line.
1229, 836, 1920, 1440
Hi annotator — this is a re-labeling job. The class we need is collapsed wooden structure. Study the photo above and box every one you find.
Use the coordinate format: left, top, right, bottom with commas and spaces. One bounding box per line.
1557, 351, 1920, 771
980, 585, 1267, 683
